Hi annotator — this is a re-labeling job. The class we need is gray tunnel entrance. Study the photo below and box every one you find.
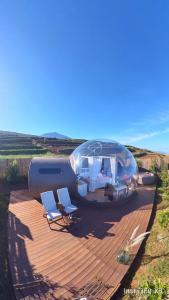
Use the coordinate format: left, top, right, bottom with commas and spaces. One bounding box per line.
28, 157, 77, 197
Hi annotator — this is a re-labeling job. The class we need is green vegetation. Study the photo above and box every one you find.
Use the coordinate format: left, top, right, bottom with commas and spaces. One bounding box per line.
37, 137, 85, 145
126, 145, 152, 154
122, 165, 169, 300
139, 279, 168, 300
136, 159, 143, 168
134, 152, 147, 158
0, 152, 57, 159
0, 193, 15, 300
158, 209, 169, 229
0, 145, 43, 150
59, 147, 75, 155
158, 165, 169, 203
5, 160, 20, 184
149, 159, 159, 174
0, 149, 48, 155
126, 145, 156, 157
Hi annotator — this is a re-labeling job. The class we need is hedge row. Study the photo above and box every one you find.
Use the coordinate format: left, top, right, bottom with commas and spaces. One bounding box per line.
0, 138, 32, 145
42, 143, 80, 148
0, 145, 43, 150
126, 147, 136, 153
0, 138, 34, 143
59, 148, 74, 155
0, 149, 48, 155
0, 137, 85, 146
36, 139, 85, 145
134, 152, 147, 157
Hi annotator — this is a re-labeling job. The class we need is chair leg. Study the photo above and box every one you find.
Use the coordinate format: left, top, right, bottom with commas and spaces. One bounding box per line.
62, 215, 71, 225
47, 219, 52, 229
45, 212, 79, 230
48, 215, 70, 230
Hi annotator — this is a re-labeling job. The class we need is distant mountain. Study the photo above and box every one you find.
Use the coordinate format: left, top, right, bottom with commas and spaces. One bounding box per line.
41, 132, 70, 139
0, 130, 70, 140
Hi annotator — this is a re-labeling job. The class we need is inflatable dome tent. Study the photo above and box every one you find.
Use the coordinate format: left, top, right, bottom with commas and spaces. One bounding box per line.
70, 139, 138, 203
28, 139, 138, 203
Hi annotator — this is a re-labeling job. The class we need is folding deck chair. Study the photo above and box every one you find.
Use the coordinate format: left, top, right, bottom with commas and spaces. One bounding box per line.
57, 187, 78, 215
40, 190, 63, 229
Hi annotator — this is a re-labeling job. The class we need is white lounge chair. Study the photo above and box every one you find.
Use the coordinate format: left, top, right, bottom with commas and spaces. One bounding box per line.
57, 187, 78, 214
40, 191, 63, 228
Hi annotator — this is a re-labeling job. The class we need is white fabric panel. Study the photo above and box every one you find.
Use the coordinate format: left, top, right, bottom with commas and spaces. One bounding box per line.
88, 156, 95, 192
93, 157, 102, 179
88, 156, 94, 177
88, 157, 102, 191
76, 154, 81, 175
110, 156, 117, 184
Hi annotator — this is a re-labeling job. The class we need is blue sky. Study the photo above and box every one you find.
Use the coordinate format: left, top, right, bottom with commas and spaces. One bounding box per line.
0, 1, 169, 152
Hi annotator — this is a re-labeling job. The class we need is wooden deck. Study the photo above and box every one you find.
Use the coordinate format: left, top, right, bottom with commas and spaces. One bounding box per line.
85, 188, 111, 203
84, 188, 133, 203
8, 186, 155, 300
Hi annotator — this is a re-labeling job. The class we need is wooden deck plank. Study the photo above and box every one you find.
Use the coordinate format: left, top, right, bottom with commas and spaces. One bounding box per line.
8, 186, 155, 299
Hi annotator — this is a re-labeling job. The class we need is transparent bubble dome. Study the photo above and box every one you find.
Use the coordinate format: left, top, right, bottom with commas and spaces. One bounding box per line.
70, 139, 138, 191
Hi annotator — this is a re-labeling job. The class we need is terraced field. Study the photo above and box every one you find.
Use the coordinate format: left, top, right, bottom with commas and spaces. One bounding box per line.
0, 130, 167, 164
0, 132, 52, 159
0, 131, 86, 158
